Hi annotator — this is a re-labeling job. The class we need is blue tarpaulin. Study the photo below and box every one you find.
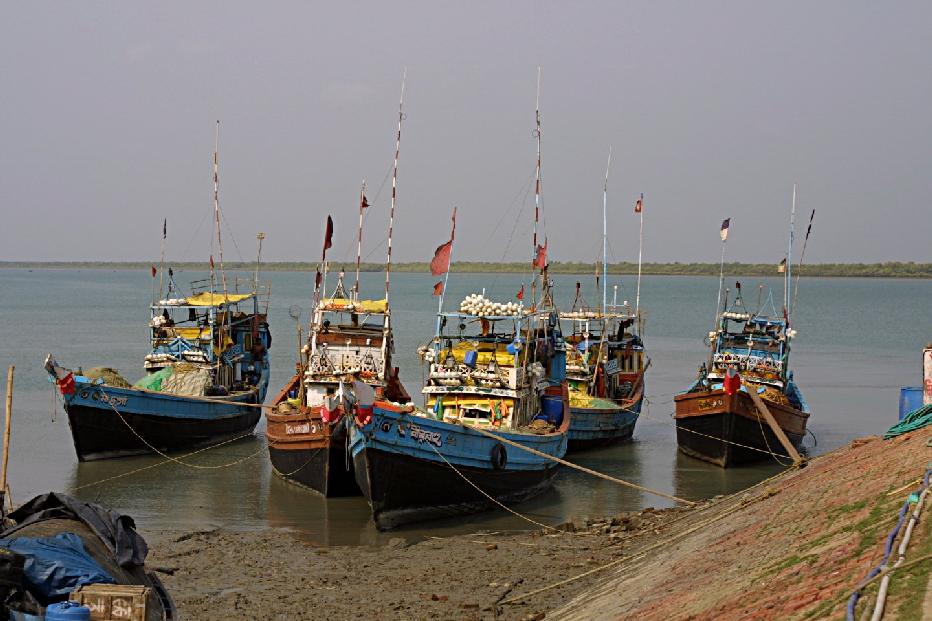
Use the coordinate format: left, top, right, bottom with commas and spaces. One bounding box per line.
0, 533, 115, 600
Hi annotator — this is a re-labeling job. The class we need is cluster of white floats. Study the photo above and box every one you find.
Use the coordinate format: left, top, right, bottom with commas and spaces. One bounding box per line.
458, 294, 524, 317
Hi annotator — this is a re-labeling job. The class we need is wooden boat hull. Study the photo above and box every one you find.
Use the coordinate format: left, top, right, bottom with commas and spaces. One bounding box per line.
267, 419, 359, 497
348, 398, 569, 530
567, 379, 644, 452
63, 380, 263, 461
673, 388, 808, 467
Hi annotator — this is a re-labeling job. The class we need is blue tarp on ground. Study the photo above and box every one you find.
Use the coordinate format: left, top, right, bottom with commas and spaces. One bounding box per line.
0, 533, 115, 600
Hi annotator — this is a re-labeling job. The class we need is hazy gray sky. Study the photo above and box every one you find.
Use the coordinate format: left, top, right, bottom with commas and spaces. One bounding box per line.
2, 2, 930, 265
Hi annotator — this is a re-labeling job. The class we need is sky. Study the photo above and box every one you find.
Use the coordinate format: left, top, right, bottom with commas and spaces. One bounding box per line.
1, 1, 930, 265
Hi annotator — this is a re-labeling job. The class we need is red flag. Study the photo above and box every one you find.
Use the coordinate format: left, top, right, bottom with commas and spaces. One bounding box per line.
533, 239, 548, 270
635, 193, 643, 214
58, 372, 76, 396
430, 240, 453, 276
322, 215, 334, 260
429, 207, 457, 276
151, 265, 157, 278
433, 281, 444, 296
360, 195, 369, 210
516, 285, 524, 301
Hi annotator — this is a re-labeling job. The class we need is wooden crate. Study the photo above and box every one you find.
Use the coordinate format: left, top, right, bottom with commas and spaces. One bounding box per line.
71, 583, 150, 621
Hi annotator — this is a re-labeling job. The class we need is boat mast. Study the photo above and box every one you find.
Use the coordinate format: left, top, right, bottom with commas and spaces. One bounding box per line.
354, 180, 366, 302
213, 120, 228, 300
602, 146, 611, 315
158, 219, 166, 302
635, 193, 645, 322
785, 184, 797, 322
384, 69, 406, 305
714, 218, 731, 329
254, 232, 265, 292
792, 208, 815, 320
532, 67, 542, 305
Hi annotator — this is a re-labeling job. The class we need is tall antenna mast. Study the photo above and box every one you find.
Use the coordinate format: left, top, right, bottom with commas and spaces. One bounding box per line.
635, 192, 645, 320
213, 120, 228, 299
158, 219, 166, 302
785, 183, 797, 320
602, 146, 612, 314
714, 218, 731, 328
533, 66, 542, 262
354, 180, 367, 301
384, 69, 406, 304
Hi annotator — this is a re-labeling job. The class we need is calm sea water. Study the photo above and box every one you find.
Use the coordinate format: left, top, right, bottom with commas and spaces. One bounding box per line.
1, 268, 929, 544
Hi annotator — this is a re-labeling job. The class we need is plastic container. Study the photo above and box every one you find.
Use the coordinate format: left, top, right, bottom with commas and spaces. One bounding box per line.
463, 350, 478, 369
541, 395, 564, 426
45, 602, 91, 621
899, 387, 923, 420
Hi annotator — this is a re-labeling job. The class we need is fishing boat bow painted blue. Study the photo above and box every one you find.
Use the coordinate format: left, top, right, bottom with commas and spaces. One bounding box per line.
349, 393, 569, 530
47, 366, 268, 461
567, 396, 641, 448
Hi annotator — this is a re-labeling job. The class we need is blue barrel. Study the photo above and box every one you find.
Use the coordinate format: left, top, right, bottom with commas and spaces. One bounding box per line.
541, 395, 564, 426
900, 387, 923, 420
45, 602, 91, 621
463, 350, 478, 369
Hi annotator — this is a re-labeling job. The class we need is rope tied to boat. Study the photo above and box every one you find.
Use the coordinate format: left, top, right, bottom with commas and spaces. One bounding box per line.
95, 386, 273, 470
460, 422, 696, 506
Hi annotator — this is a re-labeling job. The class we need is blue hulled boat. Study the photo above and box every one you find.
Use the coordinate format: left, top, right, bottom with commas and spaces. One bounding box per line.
46, 284, 271, 461
348, 298, 570, 529
561, 306, 646, 451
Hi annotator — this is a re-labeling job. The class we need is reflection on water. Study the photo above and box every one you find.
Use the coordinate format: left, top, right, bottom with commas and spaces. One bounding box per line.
2, 269, 929, 544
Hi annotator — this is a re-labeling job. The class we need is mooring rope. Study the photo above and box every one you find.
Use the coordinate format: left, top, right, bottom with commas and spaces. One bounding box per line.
99, 388, 270, 470
461, 423, 695, 506
423, 438, 566, 535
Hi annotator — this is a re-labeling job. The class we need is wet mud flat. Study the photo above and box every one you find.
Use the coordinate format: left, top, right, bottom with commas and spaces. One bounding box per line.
145, 429, 932, 620
145, 505, 690, 621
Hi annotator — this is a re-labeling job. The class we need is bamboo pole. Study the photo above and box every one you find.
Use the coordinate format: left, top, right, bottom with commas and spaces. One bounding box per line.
746, 387, 804, 466
2, 366, 14, 506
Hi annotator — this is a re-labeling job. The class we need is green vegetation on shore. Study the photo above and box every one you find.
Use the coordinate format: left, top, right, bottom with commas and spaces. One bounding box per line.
2, 260, 931, 278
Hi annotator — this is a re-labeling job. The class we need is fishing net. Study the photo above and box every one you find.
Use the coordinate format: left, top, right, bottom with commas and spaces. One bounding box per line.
885, 404, 932, 439
133, 367, 174, 392
159, 363, 211, 397
83, 368, 131, 389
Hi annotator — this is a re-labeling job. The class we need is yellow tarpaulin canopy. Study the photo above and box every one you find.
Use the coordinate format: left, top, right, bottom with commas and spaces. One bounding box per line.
321, 298, 389, 313
185, 292, 254, 307
447, 342, 516, 367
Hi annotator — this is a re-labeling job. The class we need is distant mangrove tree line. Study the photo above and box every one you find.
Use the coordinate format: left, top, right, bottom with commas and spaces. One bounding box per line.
3, 261, 931, 278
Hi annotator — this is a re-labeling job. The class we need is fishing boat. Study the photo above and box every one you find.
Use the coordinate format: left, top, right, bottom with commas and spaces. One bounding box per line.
561, 304, 646, 451
560, 151, 648, 451
46, 123, 272, 461
266, 84, 411, 497
348, 286, 570, 529
674, 198, 811, 467
348, 69, 571, 529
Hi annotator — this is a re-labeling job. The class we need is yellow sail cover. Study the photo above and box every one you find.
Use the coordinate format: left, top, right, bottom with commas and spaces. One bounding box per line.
320, 298, 389, 313
185, 292, 254, 307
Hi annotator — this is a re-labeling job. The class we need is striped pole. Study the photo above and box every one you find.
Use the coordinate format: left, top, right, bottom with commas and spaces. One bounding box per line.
533, 66, 541, 260
354, 180, 366, 301
385, 69, 406, 304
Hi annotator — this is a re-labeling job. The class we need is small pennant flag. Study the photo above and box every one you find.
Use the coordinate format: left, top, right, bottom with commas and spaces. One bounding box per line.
151, 265, 157, 278
778, 258, 787, 273
315, 269, 322, 289
361, 194, 369, 210
209, 255, 215, 270
322, 215, 334, 260
533, 239, 548, 270
162, 218, 167, 240
516, 285, 524, 301
804, 209, 815, 241
720, 218, 731, 241
432, 281, 444, 296
635, 193, 643, 214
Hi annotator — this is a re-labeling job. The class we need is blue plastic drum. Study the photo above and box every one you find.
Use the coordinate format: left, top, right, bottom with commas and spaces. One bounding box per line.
45, 602, 91, 621
541, 395, 564, 426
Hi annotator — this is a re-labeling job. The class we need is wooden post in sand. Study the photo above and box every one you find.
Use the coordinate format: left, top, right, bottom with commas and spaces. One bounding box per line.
1, 366, 14, 505
747, 387, 804, 466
